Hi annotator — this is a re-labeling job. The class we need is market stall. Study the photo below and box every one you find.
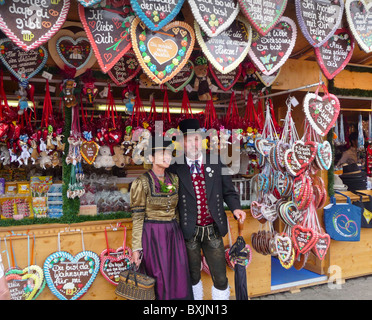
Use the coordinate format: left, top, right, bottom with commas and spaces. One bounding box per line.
1, 0, 372, 301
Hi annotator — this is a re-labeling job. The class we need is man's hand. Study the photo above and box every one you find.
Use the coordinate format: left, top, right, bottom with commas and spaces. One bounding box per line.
233, 209, 246, 223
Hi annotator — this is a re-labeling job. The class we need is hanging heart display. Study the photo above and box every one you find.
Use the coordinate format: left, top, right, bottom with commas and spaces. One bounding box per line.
303, 91, 340, 137
238, 0, 288, 36
292, 140, 318, 169
165, 60, 195, 93
80, 140, 100, 165
295, 0, 344, 47
0, 39, 48, 84
6, 271, 40, 300
99, 247, 132, 285
291, 225, 318, 254
44, 251, 100, 300
209, 63, 242, 92
312, 233, 331, 261
0, 0, 70, 51
188, 0, 240, 37
314, 28, 355, 80
255, 68, 281, 87
107, 51, 141, 86
131, 17, 195, 84
79, 3, 135, 73
195, 16, 252, 74
130, 0, 185, 31
346, 0, 372, 53
316, 140, 333, 170
248, 16, 297, 76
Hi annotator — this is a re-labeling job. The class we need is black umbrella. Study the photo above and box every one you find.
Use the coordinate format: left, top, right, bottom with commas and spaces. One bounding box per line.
228, 235, 251, 300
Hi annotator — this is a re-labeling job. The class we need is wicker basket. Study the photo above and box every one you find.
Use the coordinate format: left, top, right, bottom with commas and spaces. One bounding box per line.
115, 269, 156, 300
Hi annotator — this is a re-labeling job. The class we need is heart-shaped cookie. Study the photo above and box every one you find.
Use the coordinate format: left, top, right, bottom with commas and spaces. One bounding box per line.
108, 51, 142, 86
130, 0, 185, 31
189, 0, 240, 37
284, 149, 305, 177
0, 0, 70, 51
312, 233, 330, 261
81, 140, 100, 165
44, 251, 100, 300
346, 0, 372, 53
0, 38, 48, 84
131, 17, 195, 84
195, 16, 252, 74
250, 201, 264, 220
292, 225, 318, 254
79, 3, 134, 73
209, 63, 242, 91
292, 140, 318, 169
238, 0, 289, 36
275, 233, 292, 263
165, 60, 195, 93
256, 68, 281, 87
5, 267, 41, 300
100, 247, 132, 285
303, 92, 340, 137
316, 140, 333, 170
315, 28, 355, 80
295, 0, 344, 47
249, 16, 297, 76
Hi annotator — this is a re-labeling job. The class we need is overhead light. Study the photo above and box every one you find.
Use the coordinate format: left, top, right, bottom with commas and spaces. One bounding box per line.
95, 104, 204, 114
6, 100, 37, 109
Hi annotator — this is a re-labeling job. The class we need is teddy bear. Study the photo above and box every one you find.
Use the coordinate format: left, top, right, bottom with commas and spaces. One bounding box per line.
112, 145, 126, 168
242, 61, 258, 91
94, 145, 115, 169
132, 130, 151, 165
193, 56, 212, 101
62, 79, 77, 108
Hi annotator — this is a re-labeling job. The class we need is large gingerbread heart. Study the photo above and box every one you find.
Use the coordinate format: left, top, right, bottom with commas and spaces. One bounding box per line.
44, 251, 100, 300
131, 17, 195, 84
195, 16, 252, 74
295, 0, 344, 47
130, 0, 185, 31
209, 63, 242, 92
79, 3, 134, 73
292, 225, 318, 254
346, 0, 372, 53
108, 51, 141, 86
0, 0, 70, 51
315, 28, 355, 80
0, 39, 48, 84
238, 0, 288, 36
99, 247, 132, 285
189, 0, 240, 37
249, 16, 297, 76
303, 92, 340, 137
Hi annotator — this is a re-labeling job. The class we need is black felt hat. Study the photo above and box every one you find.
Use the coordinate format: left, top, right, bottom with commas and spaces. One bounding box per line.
178, 118, 201, 135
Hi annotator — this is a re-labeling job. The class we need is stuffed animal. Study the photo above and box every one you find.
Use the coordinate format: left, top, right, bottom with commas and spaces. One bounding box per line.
242, 61, 258, 91
132, 130, 151, 164
112, 145, 126, 168
39, 151, 52, 170
194, 56, 212, 101
62, 79, 77, 108
122, 130, 135, 165
94, 145, 115, 169
30, 140, 39, 165
0, 146, 10, 166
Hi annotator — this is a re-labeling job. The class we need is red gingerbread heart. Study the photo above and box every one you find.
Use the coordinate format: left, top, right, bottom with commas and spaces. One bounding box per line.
291, 225, 318, 255
312, 233, 330, 261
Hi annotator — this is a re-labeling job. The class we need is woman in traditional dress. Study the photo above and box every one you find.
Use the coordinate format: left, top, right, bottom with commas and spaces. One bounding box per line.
130, 137, 192, 300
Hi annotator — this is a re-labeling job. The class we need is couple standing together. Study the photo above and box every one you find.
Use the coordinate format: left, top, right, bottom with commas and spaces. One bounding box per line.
130, 119, 246, 300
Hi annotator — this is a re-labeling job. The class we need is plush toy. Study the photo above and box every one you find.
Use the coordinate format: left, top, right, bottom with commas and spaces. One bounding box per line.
139, 73, 156, 87
242, 61, 258, 91
94, 145, 115, 169
112, 145, 126, 168
39, 151, 52, 169
56, 135, 65, 152
122, 129, 135, 165
61, 79, 77, 108
194, 56, 212, 101
51, 151, 61, 168
0, 146, 10, 166
30, 140, 39, 165
132, 130, 151, 164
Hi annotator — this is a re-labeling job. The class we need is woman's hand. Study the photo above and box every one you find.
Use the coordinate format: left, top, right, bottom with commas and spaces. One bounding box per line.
132, 250, 142, 268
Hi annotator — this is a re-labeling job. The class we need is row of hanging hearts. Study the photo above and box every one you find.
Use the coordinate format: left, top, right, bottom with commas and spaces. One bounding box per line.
2, 227, 133, 300
0, 0, 369, 94
249, 83, 337, 268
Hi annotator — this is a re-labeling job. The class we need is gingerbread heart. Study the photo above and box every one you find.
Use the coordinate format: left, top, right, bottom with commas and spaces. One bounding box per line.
295, 0, 344, 47
0, 0, 70, 51
79, 3, 134, 73
248, 16, 297, 76
131, 18, 195, 84
346, 0, 372, 53
5, 267, 41, 300
238, 0, 288, 36
303, 92, 340, 137
189, 0, 240, 37
284, 149, 304, 177
81, 140, 100, 165
209, 63, 242, 92
312, 233, 330, 261
0, 39, 48, 84
275, 233, 292, 263
314, 28, 355, 80
195, 16, 252, 74
100, 247, 132, 285
292, 225, 318, 254
108, 51, 141, 86
292, 140, 318, 169
256, 68, 281, 87
316, 140, 333, 170
130, 0, 185, 31
165, 60, 195, 93
44, 251, 100, 300
250, 201, 264, 220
